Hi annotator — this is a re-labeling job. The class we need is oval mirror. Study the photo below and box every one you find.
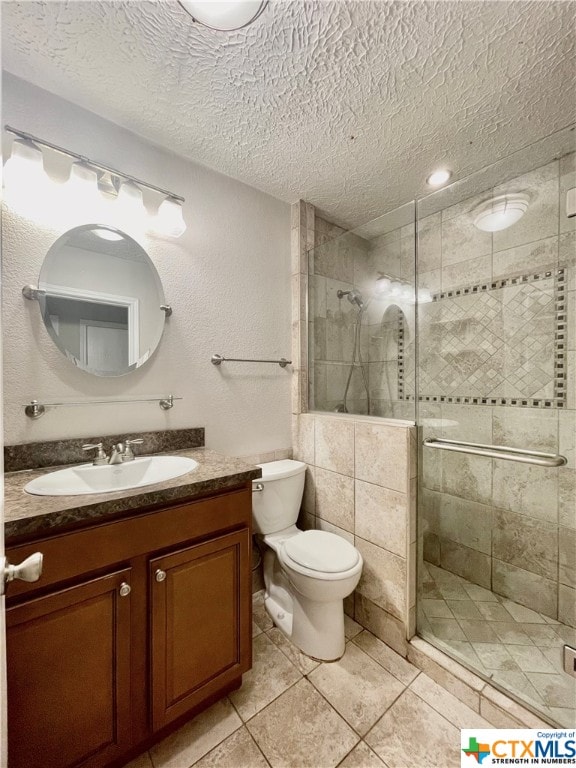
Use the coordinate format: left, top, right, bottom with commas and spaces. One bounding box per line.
37, 224, 167, 377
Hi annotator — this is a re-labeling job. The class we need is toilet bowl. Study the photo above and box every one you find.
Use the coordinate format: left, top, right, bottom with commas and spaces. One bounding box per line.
252, 460, 363, 661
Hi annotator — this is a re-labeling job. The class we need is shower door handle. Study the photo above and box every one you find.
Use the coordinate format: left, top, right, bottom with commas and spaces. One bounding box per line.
423, 438, 567, 467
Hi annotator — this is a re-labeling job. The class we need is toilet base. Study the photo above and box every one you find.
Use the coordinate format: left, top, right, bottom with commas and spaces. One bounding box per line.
264, 594, 293, 638
290, 593, 346, 661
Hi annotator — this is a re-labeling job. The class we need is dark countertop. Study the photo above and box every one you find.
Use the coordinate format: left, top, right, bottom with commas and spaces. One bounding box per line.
5, 448, 261, 543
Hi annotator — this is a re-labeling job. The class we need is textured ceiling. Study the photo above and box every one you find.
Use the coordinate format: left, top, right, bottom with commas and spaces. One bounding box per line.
2, 0, 576, 227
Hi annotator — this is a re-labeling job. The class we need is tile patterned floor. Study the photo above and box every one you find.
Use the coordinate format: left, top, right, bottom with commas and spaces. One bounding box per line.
125, 591, 494, 768
420, 562, 576, 727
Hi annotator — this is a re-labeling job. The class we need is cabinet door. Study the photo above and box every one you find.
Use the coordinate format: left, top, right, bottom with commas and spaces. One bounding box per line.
7, 569, 132, 768
150, 528, 250, 730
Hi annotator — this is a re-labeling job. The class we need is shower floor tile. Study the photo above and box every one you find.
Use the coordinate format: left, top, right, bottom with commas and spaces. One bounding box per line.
420, 562, 576, 728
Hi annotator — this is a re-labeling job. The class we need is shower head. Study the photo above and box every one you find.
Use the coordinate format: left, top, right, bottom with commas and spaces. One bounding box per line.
337, 289, 365, 309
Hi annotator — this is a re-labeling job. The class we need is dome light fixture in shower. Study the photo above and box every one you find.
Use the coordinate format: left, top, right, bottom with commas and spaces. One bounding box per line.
178, 0, 268, 31
473, 193, 530, 232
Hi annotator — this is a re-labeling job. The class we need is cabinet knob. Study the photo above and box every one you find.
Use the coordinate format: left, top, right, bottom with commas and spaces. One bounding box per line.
1, 552, 43, 595
155, 569, 167, 583
119, 582, 131, 597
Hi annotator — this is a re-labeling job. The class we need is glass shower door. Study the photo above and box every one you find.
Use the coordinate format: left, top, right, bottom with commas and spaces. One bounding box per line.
416, 131, 576, 726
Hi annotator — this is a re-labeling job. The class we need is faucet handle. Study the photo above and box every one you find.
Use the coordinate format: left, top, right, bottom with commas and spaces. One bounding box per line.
123, 438, 144, 461
82, 442, 108, 465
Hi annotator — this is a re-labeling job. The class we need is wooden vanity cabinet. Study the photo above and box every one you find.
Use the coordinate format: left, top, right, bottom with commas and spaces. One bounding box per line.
5, 486, 252, 768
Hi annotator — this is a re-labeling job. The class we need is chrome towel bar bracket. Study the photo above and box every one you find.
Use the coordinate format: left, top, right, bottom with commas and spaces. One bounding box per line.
211, 354, 291, 368
423, 437, 567, 467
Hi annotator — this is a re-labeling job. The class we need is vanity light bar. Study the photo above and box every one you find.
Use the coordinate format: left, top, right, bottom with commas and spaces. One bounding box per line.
4, 125, 185, 204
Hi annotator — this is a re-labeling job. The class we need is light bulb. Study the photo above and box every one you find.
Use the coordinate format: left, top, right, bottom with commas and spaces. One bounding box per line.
116, 180, 146, 228
3, 139, 48, 217
152, 197, 187, 238
374, 276, 391, 296
418, 288, 433, 303
400, 284, 414, 302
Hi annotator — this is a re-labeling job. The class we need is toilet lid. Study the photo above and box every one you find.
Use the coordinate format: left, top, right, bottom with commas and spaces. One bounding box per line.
283, 530, 359, 573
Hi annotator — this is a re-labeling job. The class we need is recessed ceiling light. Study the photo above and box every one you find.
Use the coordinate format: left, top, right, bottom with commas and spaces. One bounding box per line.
426, 169, 452, 188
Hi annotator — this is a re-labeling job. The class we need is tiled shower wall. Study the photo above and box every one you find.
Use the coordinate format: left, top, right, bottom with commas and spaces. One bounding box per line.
291, 200, 418, 654
418, 153, 576, 627
307, 214, 416, 418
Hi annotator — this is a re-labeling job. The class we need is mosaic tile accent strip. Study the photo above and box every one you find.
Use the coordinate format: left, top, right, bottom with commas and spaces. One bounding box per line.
403, 269, 566, 409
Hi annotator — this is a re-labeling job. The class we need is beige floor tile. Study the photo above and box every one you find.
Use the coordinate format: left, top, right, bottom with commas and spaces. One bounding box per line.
446, 600, 483, 620
352, 631, 419, 686
124, 753, 153, 768
422, 598, 454, 619
338, 741, 387, 768
409, 673, 492, 729
308, 642, 406, 736
489, 622, 534, 645
229, 633, 301, 721
429, 617, 467, 641
365, 689, 460, 768
463, 584, 499, 602
475, 602, 515, 622
266, 626, 320, 675
247, 679, 359, 768
253, 621, 263, 637
344, 614, 363, 639
192, 726, 268, 768
150, 699, 241, 768
253, 591, 274, 632
520, 624, 565, 647
525, 672, 576, 709
500, 600, 548, 624
549, 706, 576, 727
470, 643, 519, 672
458, 619, 499, 643
490, 670, 544, 708
505, 644, 557, 674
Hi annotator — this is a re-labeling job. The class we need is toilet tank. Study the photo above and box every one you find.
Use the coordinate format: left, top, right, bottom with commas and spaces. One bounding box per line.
252, 460, 306, 535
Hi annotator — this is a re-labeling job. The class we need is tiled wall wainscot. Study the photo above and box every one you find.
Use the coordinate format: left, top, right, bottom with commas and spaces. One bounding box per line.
292, 412, 417, 655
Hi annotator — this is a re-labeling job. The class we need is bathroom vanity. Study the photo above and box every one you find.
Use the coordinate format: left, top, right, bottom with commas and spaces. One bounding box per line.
4, 444, 260, 768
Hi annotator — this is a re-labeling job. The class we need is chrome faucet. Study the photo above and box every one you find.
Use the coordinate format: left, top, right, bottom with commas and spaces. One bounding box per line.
109, 443, 126, 465
83, 438, 144, 466
109, 438, 144, 464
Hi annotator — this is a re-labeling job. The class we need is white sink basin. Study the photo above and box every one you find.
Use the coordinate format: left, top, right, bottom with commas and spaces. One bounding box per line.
24, 455, 199, 496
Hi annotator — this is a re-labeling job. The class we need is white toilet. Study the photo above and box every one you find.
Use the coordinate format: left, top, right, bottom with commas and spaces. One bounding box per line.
252, 459, 363, 661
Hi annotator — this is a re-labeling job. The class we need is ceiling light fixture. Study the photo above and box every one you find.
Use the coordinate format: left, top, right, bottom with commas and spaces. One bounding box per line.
178, 0, 268, 31
426, 169, 452, 188
473, 193, 530, 232
3, 126, 187, 238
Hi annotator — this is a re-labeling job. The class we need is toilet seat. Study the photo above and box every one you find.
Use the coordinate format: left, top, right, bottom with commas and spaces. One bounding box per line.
281, 530, 360, 576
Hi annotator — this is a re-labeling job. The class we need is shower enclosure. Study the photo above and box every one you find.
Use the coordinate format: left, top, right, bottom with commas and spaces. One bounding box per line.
308, 201, 417, 422
307, 125, 575, 726
417, 128, 575, 727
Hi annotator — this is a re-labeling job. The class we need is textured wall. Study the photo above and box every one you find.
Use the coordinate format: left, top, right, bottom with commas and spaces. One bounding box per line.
2, 74, 292, 456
